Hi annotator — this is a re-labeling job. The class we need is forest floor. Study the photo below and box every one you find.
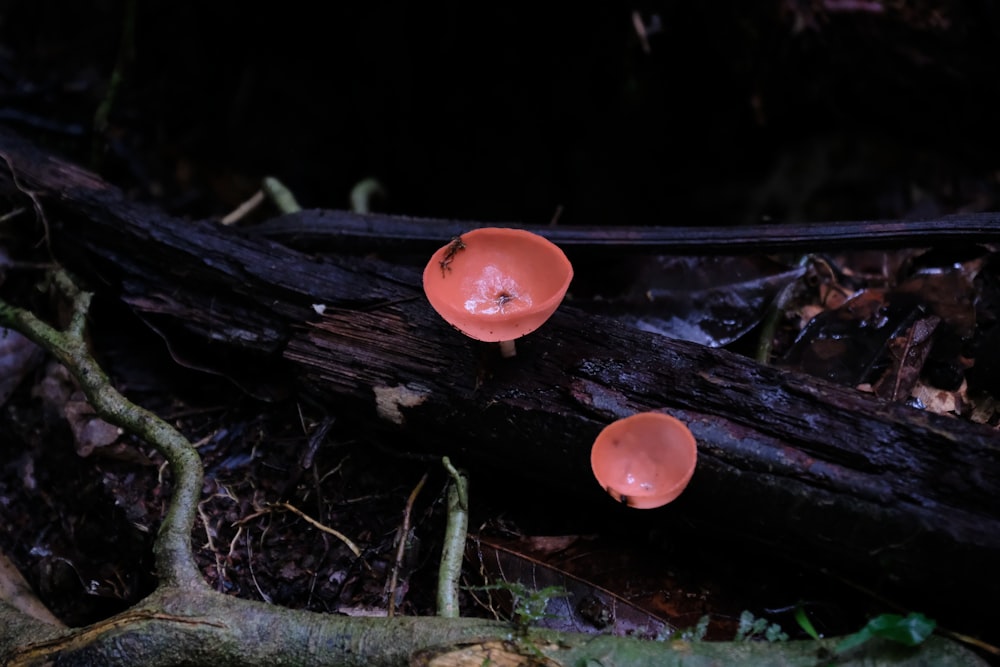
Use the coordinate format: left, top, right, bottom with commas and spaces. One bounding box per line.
1, 0, 999, 659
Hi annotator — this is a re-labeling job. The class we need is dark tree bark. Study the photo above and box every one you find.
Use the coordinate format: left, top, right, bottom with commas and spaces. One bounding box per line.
1, 126, 998, 640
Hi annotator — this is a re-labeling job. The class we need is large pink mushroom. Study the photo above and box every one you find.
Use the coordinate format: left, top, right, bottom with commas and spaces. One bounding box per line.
422, 227, 573, 357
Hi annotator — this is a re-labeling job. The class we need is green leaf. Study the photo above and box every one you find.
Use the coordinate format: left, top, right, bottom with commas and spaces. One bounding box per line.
835, 627, 873, 654
866, 612, 936, 646
736, 610, 755, 640
834, 613, 936, 655
794, 605, 821, 641
764, 623, 789, 642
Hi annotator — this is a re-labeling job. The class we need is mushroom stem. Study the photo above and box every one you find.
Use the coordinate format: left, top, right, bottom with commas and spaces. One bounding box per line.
499, 339, 517, 357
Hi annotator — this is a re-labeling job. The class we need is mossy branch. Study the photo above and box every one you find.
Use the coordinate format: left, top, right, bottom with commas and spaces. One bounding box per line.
0, 272, 204, 591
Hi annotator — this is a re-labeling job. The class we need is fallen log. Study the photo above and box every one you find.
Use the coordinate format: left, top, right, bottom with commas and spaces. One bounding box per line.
1, 126, 997, 639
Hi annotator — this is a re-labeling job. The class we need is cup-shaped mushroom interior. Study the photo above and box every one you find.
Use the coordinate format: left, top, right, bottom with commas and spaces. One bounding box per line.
422, 227, 573, 343
591, 412, 697, 509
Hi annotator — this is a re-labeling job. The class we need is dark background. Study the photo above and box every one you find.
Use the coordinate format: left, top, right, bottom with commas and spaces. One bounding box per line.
2, 1, 999, 227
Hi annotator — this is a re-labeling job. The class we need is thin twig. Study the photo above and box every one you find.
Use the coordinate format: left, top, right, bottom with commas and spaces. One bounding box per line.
0, 151, 51, 255
220, 189, 265, 225
245, 526, 272, 604
387, 472, 428, 617
272, 501, 362, 558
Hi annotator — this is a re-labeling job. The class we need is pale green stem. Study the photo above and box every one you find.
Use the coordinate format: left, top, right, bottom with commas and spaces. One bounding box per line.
262, 176, 302, 214
91, 0, 136, 170
755, 254, 809, 365
349, 177, 387, 214
437, 457, 468, 618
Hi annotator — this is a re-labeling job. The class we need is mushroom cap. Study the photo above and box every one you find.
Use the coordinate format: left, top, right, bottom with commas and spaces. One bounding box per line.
422, 227, 573, 343
590, 412, 697, 509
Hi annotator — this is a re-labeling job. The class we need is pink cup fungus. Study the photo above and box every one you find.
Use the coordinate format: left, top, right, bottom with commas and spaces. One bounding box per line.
590, 411, 697, 509
422, 227, 573, 357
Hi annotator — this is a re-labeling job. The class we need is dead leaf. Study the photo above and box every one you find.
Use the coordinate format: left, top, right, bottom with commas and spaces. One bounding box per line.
468, 534, 675, 639
580, 255, 806, 347
31, 361, 121, 457
0, 327, 43, 407
784, 253, 982, 393
871, 315, 939, 401
64, 398, 121, 457
910, 380, 966, 416
783, 288, 910, 385
894, 257, 982, 338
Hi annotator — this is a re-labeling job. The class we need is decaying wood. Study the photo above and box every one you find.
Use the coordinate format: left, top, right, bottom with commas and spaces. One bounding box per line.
250, 206, 1000, 254
1, 126, 998, 634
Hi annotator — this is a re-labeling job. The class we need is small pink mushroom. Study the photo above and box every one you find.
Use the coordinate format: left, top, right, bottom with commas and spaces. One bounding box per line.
590, 412, 697, 509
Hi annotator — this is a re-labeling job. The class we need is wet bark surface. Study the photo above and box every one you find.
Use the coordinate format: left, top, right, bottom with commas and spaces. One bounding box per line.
2, 126, 997, 642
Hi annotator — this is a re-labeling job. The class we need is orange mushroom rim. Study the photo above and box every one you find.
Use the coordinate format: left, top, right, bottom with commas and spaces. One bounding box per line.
421, 227, 574, 345
590, 411, 698, 509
